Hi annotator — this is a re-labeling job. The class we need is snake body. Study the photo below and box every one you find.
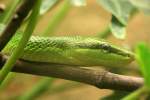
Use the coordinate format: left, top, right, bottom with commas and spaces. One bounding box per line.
3, 34, 134, 67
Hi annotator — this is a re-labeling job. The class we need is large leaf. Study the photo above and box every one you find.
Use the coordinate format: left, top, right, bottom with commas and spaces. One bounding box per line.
110, 16, 126, 39
129, 0, 150, 14
71, 0, 86, 6
97, 0, 135, 25
40, 0, 58, 15
136, 43, 150, 88
97, 0, 135, 39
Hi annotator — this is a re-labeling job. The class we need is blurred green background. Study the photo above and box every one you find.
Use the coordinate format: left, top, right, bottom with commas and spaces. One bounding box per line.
0, 0, 150, 100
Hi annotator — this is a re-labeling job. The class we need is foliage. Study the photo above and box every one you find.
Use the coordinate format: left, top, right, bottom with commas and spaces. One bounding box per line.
0, 0, 150, 99
0, 0, 41, 84
122, 43, 150, 99
129, 0, 150, 14
97, 0, 136, 39
0, 0, 21, 23
136, 43, 150, 87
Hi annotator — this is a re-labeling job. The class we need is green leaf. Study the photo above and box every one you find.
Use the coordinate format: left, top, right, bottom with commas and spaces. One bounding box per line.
40, 0, 58, 15
110, 16, 126, 39
0, 0, 21, 24
129, 0, 150, 15
122, 86, 149, 100
136, 43, 150, 88
71, 0, 86, 6
97, 0, 135, 25
0, 0, 42, 85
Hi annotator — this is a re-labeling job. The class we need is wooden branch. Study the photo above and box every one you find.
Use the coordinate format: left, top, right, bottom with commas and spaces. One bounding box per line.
0, 53, 143, 91
0, 0, 36, 51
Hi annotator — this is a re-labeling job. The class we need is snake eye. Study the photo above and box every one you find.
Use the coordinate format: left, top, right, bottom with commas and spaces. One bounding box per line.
100, 44, 111, 51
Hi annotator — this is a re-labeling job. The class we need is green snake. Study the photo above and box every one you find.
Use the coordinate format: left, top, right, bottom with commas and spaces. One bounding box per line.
2, 34, 134, 67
